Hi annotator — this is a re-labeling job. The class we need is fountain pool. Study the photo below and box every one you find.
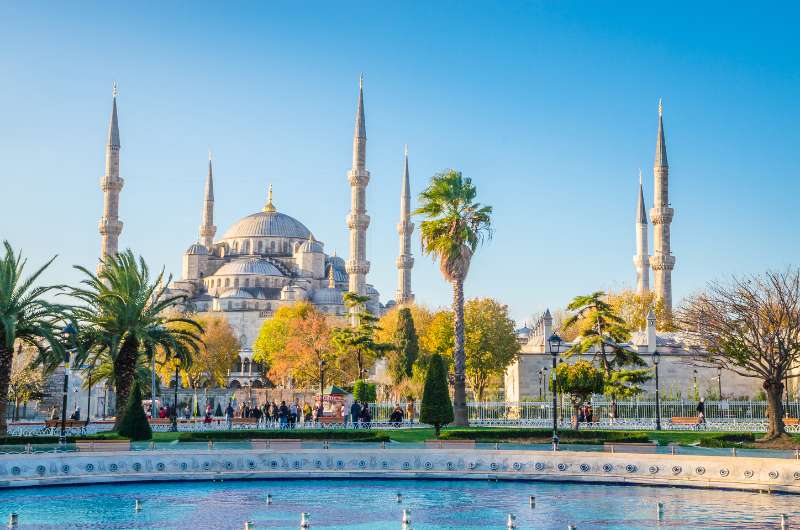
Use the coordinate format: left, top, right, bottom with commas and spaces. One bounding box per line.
0, 478, 796, 529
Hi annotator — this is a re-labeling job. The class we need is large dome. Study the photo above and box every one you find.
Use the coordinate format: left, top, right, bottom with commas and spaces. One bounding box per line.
221, 210, 312, 240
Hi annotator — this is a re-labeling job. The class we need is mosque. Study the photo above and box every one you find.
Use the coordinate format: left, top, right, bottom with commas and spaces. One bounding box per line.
95, 78, 415, 388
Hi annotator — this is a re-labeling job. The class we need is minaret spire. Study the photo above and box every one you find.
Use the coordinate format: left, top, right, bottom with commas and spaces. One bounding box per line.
199, 151, 217, 249
649, 98, 676, 314
345, 74, 371, 300
633, 169, 650, 294
396, 144, 415, 305
98, 83, 124, 271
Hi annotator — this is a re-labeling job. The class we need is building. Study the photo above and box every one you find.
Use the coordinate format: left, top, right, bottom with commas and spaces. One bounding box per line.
505, 309, 761, 402
91, 79, 416, 390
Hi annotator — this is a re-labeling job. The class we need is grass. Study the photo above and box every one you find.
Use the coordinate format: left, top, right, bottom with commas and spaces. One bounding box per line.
1, 426, 795, 449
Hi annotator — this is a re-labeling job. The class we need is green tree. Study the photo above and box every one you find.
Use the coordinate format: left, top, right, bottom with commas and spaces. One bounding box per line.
8, 347, 45, 421
419, 353, 454, 437
333, 293, 390, 380
352, 379, 377, 402
70, 250, 202, 427
388, 308, 419, 385
0, 241, 67, 435
562, 291, 650, 398
463, 298, 520, 401
414, 170, 492, 426
554, 360, 604, 429
116, 378, 152, 440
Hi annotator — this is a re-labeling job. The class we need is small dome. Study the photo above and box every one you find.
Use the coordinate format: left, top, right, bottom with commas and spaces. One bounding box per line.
186, 243, 208, 255
299, 238, 324, 253
327, 255, 345, 269
218, 288, 254, 299
214, 258, 284, 277
312, 287, 343, 305
366, 284, 379, 296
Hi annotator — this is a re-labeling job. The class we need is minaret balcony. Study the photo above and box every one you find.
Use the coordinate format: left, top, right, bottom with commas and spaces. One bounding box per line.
98, 218, 123, 235
347, 169, 370, 186
649, 207, 674, 224
396, 220, 414, 234
346, 213, 371, 230
396, 255, 414, 268
99, 175, 124, 191
345, 260, 371, 275
649, 254, 676, 270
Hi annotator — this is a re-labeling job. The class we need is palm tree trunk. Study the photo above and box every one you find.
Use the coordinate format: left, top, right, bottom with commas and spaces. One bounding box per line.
0, 346, 13, 435
113, 336, 139, 428
452, 278, 468, 427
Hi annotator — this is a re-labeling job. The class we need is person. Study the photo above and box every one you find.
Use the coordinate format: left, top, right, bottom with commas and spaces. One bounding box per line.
279, 400, 289, 429
610, 399, 618, 423
205, 403, 213, 416
289, 399, 298, 428
586, 404, 594, 424
225, 401, 234, 429
303, 402, 312, 423
350, 401, 362, 428
697, 398, 706, 427
70, 407, 80, 421
333, 401, 344, 424
359, 402, 372, 429
49, 407, 59, 421
183, 404, 191, 420
405, 398, 415, 424
389, 404, 404, 426
270, 401, 279, 426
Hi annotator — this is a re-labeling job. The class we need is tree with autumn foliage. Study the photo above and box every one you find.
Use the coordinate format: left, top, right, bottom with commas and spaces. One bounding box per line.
158, 313, 239, 389
253, 303, 314, 376
269, 307, 343, 392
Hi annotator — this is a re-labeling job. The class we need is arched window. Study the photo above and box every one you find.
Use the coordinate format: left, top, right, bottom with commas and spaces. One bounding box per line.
270, 240, 275, 252
234, 278, 239, 287
244, 278, 250, 287
235, 356, 243, 372
224, 278, 230, 287
242, 240, 250, 254
257, 241, 263, 253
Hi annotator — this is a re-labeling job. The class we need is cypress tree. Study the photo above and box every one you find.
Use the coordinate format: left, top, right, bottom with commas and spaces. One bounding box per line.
116, 379, 153, 441
214, 402, 223, 417
419, 354, 454, 437
390, 308, 419, 384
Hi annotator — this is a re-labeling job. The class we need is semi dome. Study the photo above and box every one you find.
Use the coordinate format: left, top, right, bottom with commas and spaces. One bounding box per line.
298, 237, 323, 253
218, 288, 255, 299
312, 287, 343, 305
214, 258, 284, 277
186, 243, 208, 255
221, 210, 312, 240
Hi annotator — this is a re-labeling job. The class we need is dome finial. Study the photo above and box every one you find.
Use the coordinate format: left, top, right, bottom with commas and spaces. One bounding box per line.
658, 97, 663, 117
263, 184, 276, 212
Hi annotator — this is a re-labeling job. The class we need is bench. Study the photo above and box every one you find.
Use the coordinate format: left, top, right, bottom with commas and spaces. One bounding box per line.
232, 418, 259, 425
251, 438, 303, 449
670, 416, 700, 426
603, 442, 657, 454
785, 418, 800, 426
75, 439, 132, 452
148, 418, 172, 425
424, 440, 477, 449
45, 419, 85, 429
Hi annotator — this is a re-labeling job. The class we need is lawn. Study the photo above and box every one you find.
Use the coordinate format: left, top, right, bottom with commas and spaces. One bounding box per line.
2, 427, 796, 449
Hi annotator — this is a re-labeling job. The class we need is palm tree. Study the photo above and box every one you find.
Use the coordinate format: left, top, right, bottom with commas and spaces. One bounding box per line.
562, 291, 650, 398
414, 170, 492, 425
70, 250, 202, 427
0, 241, 67, 435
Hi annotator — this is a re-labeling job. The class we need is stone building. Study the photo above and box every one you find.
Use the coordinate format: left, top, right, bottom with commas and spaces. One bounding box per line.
505, 310, 761, 402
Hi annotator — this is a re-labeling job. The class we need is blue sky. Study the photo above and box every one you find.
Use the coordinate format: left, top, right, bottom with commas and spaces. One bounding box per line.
0, 2, 798, 323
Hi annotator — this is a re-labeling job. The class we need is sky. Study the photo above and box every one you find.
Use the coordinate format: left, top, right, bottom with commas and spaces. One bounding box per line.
0, 2, 798, 324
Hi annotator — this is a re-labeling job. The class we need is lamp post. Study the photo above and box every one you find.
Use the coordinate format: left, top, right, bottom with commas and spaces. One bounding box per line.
172, 362, 180, 432
717, 366, 723, 400
548, 333, 563, 451
60, 323, 77, 445
653, 351, 661, 431
538, 369, 543, 400
319, 359, 327, 402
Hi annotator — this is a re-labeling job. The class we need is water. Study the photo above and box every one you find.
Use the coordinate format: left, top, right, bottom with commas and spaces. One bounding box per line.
1, 479, 797, 529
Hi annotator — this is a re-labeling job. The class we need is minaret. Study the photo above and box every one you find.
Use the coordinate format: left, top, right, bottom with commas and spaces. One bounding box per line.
633, 169, 650, 295
395, 145, 415, 305
199, 151, 217, 250
649, 99, 676, 313
345, 74, 371, 297
98, 83, 124, 271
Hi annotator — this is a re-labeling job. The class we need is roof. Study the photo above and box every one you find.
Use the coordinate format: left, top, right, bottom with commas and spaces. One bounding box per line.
312, 287, 343, 305
213, 258, 284, 277
186, 243, 208, 255
299, 238, 324, 253
218, 288, 255, 299
221, 210, 313, 240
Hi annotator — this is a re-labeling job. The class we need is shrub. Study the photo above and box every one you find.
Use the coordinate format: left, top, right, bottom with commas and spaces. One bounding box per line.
419, 354, 454, 437
116, 379, 153, 441
353, 379, 377, 402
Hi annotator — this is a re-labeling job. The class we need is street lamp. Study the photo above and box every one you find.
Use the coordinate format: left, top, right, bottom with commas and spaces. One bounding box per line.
717, 366, 723, 400
548, 333, 563, 451
171, 361, 180, 432
60, 323, 78, 445
319, 359, 327, 402
653, 350, 661, 431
